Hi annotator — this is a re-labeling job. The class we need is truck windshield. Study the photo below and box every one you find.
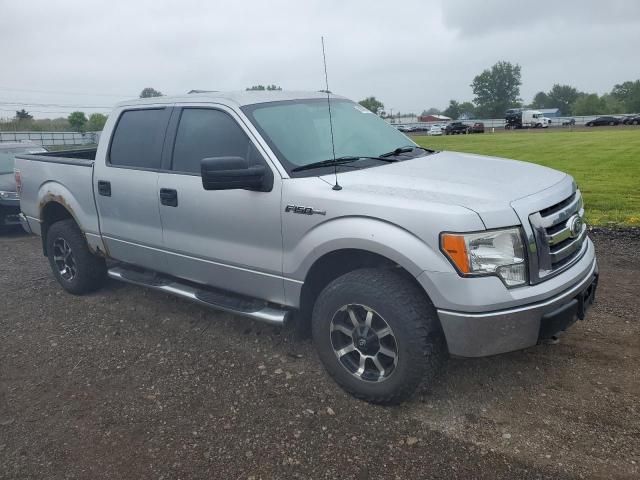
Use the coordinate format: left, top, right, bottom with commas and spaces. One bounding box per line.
242, 99, 419, 176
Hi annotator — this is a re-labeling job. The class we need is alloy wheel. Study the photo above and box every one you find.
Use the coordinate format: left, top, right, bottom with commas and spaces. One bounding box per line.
329, 304, 399, 382
52, 237, 77, 281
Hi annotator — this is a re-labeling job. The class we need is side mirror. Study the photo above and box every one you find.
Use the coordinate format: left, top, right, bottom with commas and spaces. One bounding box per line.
201, 156, 269, 191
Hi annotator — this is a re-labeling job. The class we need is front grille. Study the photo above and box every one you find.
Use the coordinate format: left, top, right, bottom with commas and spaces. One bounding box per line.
528, 189, 587, 282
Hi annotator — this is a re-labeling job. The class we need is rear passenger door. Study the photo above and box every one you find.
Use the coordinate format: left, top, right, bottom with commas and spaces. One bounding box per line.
157, 106, 284, 304
94, 107, 171, 270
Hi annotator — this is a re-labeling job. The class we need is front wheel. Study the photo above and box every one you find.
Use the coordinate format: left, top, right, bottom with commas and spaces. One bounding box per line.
46, 219, 107, 295
312, 268, 446, 404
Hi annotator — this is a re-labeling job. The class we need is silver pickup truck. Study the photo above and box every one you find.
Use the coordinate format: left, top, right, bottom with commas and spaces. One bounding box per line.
15, 91, 598, 404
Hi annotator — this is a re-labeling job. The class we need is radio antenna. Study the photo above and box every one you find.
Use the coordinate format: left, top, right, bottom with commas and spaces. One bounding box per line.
321, 36, 341, 191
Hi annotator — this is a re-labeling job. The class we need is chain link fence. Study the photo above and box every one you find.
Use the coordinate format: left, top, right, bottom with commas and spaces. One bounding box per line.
0, 131, 100, 146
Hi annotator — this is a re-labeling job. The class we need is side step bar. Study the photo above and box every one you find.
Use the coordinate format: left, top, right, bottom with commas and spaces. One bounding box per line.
107, 266, 289, 326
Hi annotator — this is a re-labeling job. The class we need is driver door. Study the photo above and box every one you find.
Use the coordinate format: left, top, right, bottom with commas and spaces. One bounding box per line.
157, 106, 285, 304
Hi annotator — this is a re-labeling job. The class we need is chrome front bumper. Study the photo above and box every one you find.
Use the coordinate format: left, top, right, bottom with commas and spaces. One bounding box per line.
437, 258, 598, 357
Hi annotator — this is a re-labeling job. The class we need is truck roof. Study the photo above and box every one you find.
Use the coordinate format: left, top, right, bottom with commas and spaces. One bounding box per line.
116, 90, 346, 108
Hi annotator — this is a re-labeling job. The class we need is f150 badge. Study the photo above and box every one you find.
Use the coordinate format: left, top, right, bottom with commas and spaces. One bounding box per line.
285, 204, 326, 216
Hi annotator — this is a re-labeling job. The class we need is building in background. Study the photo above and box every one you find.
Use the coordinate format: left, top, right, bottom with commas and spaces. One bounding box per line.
538, 108, 561, 118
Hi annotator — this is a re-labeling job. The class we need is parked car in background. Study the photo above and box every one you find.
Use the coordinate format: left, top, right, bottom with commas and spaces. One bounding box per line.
394, 124, 411, 132
443, 122, 471, 135
562, 118, 576, 126
585, 116, 620, 127
620, 114, 639, 125
469, 122, 485, 133
0, 141, 47, 230
626, 115, 640, 125
428, 124, 443, 136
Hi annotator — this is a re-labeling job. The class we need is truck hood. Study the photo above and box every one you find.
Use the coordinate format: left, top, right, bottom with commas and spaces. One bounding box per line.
320, 151, 568, 228
0, 173, 16, 192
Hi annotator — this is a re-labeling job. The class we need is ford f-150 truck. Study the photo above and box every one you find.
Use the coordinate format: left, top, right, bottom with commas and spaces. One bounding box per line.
15, 91, 598, 404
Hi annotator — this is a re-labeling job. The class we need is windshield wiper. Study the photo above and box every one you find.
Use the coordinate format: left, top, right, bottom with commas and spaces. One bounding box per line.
291, 146, 435, 173
291, 155, 397, 173
379, 145, 431, 158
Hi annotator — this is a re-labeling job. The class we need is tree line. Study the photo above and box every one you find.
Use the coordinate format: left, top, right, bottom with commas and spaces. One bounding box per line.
358, 62, 640, 120
0, 109, 107, 132
5, 75, 639, 133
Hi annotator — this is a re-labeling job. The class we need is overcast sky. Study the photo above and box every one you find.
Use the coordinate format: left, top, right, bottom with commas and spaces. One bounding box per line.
1, 0, 639, 118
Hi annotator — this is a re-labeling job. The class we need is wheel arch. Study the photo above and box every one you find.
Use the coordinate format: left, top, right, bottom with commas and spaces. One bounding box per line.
40, 200, 78, 256
36, 179, 104, 257
295, 248, 434, 337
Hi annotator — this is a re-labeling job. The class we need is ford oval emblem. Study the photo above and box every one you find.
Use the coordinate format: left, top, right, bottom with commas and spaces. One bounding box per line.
568, 215, 583, 238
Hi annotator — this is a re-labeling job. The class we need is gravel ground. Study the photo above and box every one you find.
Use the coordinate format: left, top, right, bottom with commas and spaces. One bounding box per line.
1, 230, 638, 479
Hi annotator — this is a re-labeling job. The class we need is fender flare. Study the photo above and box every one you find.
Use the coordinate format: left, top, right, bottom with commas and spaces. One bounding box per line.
285, 216, 452, 282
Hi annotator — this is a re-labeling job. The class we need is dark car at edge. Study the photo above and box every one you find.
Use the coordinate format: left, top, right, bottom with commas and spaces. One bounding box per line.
0, 141, 47, 230
585, 116, 620, 127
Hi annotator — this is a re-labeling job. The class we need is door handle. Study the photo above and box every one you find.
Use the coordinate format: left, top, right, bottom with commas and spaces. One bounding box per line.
160, 188, 178, 207
98, 180, 111, 197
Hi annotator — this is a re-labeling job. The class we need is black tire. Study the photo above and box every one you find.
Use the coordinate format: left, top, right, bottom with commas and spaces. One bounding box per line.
46, 219, 107, 295
311, 268, 446, 405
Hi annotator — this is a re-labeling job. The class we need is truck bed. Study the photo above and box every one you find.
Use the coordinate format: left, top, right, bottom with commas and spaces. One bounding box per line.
18, 148, 97, 167
15, 148, 101, 248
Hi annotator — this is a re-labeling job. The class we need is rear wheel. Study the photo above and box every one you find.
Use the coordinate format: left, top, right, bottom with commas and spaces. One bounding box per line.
312, 268, 446, 405
46, 219, 107, 294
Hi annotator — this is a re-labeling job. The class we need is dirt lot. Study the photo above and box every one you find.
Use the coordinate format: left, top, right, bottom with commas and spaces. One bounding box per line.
1, 230, 638, 479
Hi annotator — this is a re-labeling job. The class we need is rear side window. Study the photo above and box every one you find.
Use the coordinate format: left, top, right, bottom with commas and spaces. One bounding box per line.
171, 108, 261, 174
109, 108, 167, 169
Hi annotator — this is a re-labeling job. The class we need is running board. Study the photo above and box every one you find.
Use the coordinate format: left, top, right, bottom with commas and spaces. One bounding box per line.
107, 266, 289, 326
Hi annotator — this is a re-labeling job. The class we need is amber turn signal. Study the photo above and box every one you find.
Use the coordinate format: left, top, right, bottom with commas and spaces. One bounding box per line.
441, 234, 470, 273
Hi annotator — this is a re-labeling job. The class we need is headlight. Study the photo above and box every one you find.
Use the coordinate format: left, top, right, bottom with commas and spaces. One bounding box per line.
0, 191, 19, 200
440, 228, 527, 287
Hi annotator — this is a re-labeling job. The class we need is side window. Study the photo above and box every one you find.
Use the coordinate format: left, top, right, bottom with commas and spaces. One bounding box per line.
171, 108, 262, 174
109, 108, 167, 169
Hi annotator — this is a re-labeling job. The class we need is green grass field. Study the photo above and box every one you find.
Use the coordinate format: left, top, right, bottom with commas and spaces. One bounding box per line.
414, 129, 640, 226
